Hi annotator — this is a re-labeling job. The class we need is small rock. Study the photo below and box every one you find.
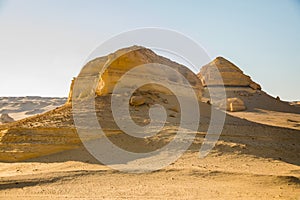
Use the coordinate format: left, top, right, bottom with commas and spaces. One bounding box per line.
162, 99, 168, 104
130, 96, 145, 106
168, 106, 179, 113
169, 113, 176, 118
220, 98, 246, 112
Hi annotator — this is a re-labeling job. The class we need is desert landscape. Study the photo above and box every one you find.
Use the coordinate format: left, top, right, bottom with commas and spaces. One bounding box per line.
0, 46, 299, 199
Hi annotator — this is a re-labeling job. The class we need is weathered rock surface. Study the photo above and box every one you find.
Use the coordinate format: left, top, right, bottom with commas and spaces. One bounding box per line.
0, 127, 80, 161
0, 46, 204, 162
68, 46, 203, 102
198, 57, 261, 90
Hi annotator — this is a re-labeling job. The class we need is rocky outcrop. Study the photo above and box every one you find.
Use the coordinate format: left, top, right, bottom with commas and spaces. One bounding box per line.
0, 114, 14, 124
198, 57, 261, 90
0, 127, 81, 161
68, 46, 203, 102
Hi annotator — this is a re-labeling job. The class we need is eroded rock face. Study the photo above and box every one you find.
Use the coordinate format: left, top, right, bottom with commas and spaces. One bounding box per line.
68, 46, 203, 102
0, 127, 80, 161
198, 57, 261, 90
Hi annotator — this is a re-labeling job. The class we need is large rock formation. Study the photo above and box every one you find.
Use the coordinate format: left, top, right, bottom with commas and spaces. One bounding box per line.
0, 46, 204, 162
198, 56, 264, 112
198, 57, 261, 90
68, 46, 203, 102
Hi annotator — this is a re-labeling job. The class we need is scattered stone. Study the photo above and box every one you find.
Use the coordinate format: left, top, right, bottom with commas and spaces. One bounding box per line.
168, 105, 179, 113
162, 99, 168, 104
221, 98, 246, 112
130, 96, 146, 106
169, 113, 176, 118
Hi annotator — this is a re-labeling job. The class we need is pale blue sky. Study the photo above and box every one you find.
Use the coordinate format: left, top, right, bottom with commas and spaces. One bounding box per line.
0, 0, 299, 100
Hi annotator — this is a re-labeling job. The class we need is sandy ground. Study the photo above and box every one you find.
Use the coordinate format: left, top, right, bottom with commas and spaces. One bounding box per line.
0, 93, 300, 199
0, 147, 299, 200
229, 108, 300, 130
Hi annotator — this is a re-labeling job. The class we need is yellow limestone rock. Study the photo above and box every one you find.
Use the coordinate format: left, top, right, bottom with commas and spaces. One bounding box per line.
0, 127, 80, 162
68, 46, 203, 102
198, 57, 261, 90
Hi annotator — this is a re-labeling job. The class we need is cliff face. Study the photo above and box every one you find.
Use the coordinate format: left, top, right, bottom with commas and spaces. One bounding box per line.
197, 57, 261, 90
68, 46, 203, 102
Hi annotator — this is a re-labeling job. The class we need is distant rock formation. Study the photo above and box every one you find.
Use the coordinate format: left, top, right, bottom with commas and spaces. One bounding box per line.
0, 114, 15, 123
198, 57, 261, 90
0, 97, 67, 121
67, 46, 203, 102
290, 101, 300, 107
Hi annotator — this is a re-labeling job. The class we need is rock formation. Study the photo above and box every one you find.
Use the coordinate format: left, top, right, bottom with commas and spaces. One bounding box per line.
0, 46, 203, 162
291, 101, 300, 107
198, 57, 261, 90
68, 46, 203, 102
197, 56, 264, 111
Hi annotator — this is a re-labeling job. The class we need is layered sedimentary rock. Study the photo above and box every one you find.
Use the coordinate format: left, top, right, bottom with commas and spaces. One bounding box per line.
0, 127, 80, 161
68, 46, 203, 102
198, 57, 261, 90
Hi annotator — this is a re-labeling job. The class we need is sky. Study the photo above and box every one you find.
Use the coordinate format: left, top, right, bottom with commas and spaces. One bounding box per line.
0, 0, 299, 100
